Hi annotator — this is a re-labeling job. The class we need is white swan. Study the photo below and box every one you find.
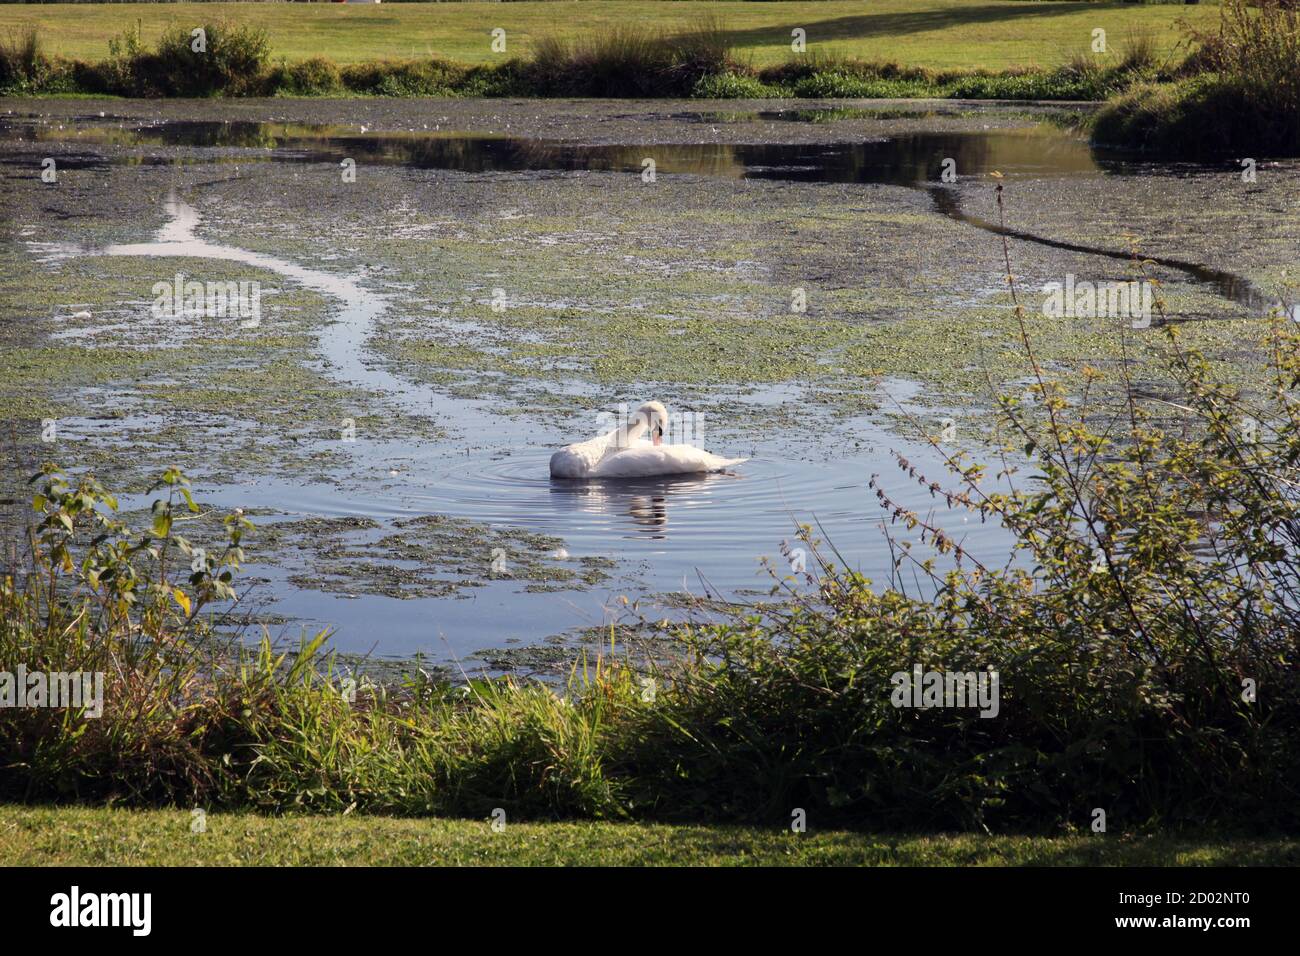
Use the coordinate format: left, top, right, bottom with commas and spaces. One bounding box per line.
549, 401, 747, 479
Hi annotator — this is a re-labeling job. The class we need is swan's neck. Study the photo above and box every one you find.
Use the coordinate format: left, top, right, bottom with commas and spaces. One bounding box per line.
611, 417, 648, 449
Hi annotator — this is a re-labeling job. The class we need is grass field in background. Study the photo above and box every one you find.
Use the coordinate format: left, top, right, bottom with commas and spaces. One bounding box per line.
0, 1, 1217, 70
3, 806, 1295, 865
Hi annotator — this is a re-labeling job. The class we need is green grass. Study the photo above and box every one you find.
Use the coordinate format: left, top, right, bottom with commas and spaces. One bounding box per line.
0, 1, 1217, 72
3, 805, 1295, 866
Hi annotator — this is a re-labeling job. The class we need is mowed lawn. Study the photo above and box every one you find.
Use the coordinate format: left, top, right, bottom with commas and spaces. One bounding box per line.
0, 1, 1219, 70
2, 805, 1296, 865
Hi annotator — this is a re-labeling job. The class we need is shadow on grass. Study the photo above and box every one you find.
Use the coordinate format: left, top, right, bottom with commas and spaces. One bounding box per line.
719, 4, 1113, 51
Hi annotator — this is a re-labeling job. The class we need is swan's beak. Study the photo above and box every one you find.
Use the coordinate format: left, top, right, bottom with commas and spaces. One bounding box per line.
653, 425, 664, 447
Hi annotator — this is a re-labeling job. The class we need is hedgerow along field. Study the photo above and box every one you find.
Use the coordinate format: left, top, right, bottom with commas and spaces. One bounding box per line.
0, 0, 1218, 71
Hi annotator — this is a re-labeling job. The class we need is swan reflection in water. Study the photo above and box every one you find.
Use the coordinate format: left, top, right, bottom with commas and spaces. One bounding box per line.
548, 471, 738, 540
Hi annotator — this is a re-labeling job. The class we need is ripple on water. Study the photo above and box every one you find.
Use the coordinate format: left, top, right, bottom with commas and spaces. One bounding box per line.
414, 449, 1009, 594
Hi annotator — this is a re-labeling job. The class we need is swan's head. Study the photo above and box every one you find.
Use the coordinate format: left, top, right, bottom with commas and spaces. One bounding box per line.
636, 401, 668, 445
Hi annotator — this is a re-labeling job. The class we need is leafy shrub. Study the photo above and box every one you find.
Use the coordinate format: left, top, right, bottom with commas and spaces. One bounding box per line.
691, 71, 778, 99
338, 58, 469, 96
100, 22, 147, 95
101, 20, 271, 96
0, 466, 258, 801
152, 20, 270, 96
270, 56, 342, 96
457, 61, 528, 98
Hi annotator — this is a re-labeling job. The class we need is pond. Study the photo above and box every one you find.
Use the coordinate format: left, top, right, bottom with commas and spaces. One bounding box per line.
0, 100, 1291, 666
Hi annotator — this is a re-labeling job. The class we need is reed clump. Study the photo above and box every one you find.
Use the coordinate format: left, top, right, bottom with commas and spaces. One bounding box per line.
524, 16, 737, 97
0, 25, 53, 92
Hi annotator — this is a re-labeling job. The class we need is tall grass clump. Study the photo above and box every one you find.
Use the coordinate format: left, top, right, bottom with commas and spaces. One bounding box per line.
666, 13, 736, 87
225, 657, 639, 817
1095, 0, 1300, 155
526, 18, 736, 97
0, 26, 52, 93
1115, 30, 1162, 73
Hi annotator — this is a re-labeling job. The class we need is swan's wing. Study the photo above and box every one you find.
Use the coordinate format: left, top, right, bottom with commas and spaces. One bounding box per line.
591, 448, 669, 478
550, 435, 608, 478
592, 445, 746, 477
669, 446, 747, 472
550, 423, 650, 477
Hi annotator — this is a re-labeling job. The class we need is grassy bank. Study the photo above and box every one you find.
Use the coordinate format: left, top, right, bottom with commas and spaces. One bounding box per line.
0, 1, 1213, 71
1092, 0, 1300, 156
0, 11, 1186, 100
4, 806, 1296, 866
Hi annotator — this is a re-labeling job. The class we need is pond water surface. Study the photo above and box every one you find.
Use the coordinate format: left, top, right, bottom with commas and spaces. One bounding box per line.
0, 106, 1281, 663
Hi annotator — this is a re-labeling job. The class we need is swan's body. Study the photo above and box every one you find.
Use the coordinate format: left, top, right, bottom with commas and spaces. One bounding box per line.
576, 437, 743, 478
550, 402, 746, 479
